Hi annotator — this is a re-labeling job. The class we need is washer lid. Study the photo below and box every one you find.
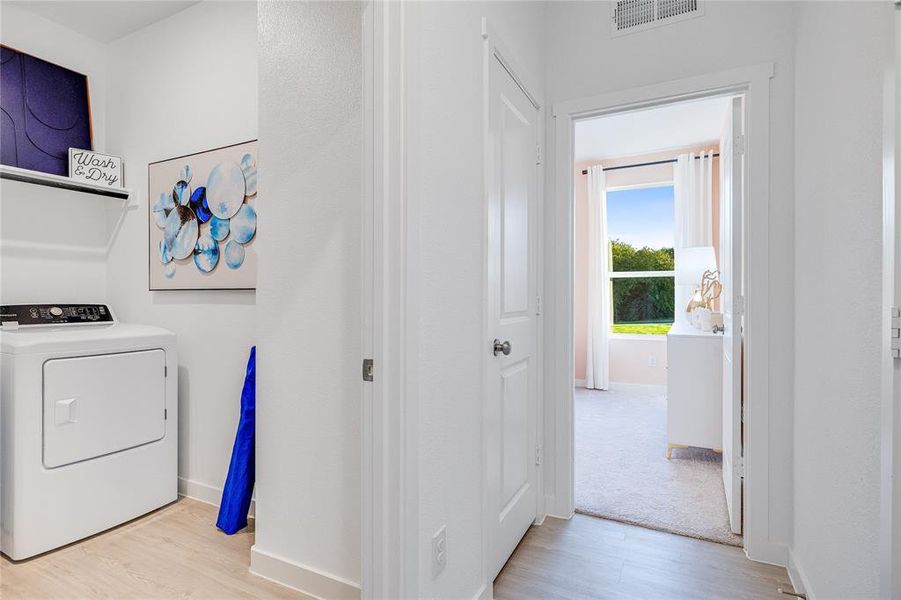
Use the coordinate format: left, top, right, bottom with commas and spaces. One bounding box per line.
0, 322, 176, 355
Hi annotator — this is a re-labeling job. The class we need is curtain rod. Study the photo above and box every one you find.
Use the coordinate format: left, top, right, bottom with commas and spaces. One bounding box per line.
581, 153, 720, 175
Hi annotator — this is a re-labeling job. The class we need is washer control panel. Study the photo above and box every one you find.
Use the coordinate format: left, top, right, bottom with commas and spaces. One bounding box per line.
0, 304, 114, 327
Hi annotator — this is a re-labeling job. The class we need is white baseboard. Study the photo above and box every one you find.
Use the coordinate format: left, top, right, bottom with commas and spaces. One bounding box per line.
574, 379, 586, 388
177, 476, 256, 517
473, 582, 493, 600
250, 545, 361, 600
745, 538, 787, 568
544, 493, 574, 520
787, 549, 815, 599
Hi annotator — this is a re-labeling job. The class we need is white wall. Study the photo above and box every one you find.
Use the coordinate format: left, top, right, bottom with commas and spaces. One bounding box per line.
543, 0, 796, 558
406, 2, 546, 597
255, 1, 362, 594
792, 3, 893, 597
103, 1, 258, 505
0, 181, 113, 305
0, 4, 111, 305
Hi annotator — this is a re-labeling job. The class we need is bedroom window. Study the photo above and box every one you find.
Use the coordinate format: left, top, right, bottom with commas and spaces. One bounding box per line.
607, 184, 675, 335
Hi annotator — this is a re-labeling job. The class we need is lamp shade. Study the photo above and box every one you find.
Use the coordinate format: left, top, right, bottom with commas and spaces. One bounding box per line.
675, 246, 717, 286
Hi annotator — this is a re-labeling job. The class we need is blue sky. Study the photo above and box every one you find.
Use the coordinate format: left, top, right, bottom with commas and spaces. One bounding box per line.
606, 185, 674, 249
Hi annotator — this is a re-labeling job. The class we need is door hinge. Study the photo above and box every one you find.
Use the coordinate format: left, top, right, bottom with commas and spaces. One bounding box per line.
535, 444, 542, 466
736, 455, 744, 478
164, 408, 168, 420
735, 295, 745, 315
735, 134, 746, 156
362, 358, 374, 382
536, 295, 542, 316
536, 144, 542, 166
164, 365, 168, 377
891, 307, 901, 358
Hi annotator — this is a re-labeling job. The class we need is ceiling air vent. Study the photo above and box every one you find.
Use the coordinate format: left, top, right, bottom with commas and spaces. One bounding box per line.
611, 0, 704, 37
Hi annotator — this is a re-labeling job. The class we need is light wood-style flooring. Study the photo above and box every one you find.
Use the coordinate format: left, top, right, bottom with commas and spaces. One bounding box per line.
1, 498, 308, 599
494, 514, 794, 600
3, 497, 795, 599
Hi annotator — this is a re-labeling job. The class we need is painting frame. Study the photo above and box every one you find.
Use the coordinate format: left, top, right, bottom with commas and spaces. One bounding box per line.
148, 140, 258, 291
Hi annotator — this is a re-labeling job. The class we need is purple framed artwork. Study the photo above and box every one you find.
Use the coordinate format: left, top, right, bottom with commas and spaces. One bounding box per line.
0, 46, 93, 176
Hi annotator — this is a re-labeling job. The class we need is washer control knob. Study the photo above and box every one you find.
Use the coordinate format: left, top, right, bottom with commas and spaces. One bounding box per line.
49, 306, 63, 317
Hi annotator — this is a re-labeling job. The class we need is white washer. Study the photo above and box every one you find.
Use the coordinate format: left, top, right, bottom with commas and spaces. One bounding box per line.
0, 304, 177, 560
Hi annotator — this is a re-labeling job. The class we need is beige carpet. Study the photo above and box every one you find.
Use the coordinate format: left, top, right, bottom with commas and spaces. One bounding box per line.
574, 384, 742, 547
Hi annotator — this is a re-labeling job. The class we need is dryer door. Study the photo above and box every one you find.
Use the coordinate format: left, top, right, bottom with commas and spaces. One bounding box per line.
43, 349, 167, 468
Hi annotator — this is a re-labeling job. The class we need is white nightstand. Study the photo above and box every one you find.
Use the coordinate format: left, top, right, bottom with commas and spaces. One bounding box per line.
666, 321, 724, 458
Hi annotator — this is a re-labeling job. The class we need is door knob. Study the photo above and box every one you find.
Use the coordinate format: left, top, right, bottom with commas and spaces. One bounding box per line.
493, 339, 512, 356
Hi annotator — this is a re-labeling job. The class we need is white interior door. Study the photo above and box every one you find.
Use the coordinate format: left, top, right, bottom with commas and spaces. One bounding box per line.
720, 95, 744, 535
485, 52, 539, 579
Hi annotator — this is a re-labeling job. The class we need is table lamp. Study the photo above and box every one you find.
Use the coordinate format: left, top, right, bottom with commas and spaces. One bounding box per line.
675, 246, 719, 319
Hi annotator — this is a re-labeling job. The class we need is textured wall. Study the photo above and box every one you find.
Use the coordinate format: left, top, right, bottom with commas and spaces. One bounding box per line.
255, 0, 362, 588
793, 2, 892, 596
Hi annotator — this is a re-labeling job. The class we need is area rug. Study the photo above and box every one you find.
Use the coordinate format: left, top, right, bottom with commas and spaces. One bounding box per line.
574, 384, 742, 547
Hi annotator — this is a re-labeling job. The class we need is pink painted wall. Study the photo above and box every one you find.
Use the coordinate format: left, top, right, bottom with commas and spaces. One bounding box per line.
606, 337, 668, 385
574, 145, 720, 385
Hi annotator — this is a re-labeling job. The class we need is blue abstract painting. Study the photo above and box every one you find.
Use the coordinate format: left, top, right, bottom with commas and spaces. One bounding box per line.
149, 141, 257, 290
0, 46, 92, 176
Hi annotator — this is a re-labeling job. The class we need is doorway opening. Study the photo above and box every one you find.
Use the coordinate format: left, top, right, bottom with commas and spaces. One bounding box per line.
572, 95, 744, 547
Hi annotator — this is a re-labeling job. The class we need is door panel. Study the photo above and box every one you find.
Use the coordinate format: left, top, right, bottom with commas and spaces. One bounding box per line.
486, 52, 539, 580
501, 360, 530, 508
502, 96, 532, 316
720, 95, 744, 535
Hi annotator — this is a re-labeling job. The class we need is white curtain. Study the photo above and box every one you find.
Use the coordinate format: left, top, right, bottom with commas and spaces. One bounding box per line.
674, 150, 715, 248
673, 151, 716, 320
585, 165, 610, 391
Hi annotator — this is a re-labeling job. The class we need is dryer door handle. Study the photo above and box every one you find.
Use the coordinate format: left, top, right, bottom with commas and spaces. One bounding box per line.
54, 398, 78, 425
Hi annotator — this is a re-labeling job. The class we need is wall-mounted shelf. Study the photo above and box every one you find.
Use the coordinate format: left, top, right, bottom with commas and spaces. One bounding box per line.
0, 165, 131, 199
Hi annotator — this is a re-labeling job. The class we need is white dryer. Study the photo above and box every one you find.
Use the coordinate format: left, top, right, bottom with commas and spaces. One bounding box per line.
0, 304, 177, 560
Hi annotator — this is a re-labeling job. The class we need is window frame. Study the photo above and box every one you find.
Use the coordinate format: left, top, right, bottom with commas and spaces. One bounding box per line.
605, 181, 676, 338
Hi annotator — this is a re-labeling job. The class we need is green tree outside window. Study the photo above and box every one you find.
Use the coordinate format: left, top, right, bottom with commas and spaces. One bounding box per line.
610, 239, 674, 335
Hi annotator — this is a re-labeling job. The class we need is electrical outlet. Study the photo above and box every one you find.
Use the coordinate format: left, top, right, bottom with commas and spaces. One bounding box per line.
648, 355, 657, 368
432, 525, 447, 578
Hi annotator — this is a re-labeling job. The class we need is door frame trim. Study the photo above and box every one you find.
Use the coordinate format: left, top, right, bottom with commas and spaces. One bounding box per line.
546, 63, 783, 565
480, 17, 545, 592
361, 2, 420, 597
880, 10, 900, 598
